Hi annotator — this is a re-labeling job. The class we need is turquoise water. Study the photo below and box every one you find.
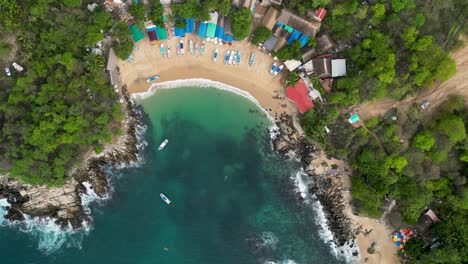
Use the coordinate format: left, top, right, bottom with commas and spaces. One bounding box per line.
0, 87, 343, 264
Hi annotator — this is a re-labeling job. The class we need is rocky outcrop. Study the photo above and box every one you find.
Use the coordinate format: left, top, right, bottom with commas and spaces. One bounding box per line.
0, 86, 144, 229
272, 113, 355, 248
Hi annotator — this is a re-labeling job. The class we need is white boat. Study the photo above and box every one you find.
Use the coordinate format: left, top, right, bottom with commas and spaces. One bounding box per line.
158, 139, 169, 150
233, 51, 238, 65
237, 51, 241, 64
249, 52, 255, 67
176, 42, 181, 57
147, 75, 160, 82
160, 43, 165, 57
213, 49, 219, 62
228, 51, 234, 65
180, 40, 185, 55
160, 193, 171, 204
167, 47, 172, 58
195, 43, 199, 57
273, 65, 284, 76
189, 40, 194, 55
269, 62, 277, 75
224, 50, 230, 64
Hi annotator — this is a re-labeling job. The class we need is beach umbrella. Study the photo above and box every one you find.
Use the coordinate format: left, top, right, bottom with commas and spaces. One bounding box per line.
273, 56, 278, 61
393, 237, 398, 242
397, 233, 402, 238
396, 241, 402, 246
399, 245, 404, 249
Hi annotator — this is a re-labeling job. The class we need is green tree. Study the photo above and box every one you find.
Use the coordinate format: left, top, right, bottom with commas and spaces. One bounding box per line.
113, 21, 134, 60
128, 2, 146, 25
217, 0, 231, 16
149, 1, 164, 27
62, 0, 80, 7
231, 8, 252, 40
92, 8, 114, 31
413, 130, 435, 151
437, 115, 466, 143
251, 26, 272, 45
275, 40, 302, 61
414, 13, 425, 28
172, 0, 198, 19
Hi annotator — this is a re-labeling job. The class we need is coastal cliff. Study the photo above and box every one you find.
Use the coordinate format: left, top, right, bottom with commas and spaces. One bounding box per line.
0, 87, 144, 229
272, 113, 357, 252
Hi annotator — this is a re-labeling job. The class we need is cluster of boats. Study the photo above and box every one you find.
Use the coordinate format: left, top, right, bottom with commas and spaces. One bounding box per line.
159, 40, 206, 58
269, 62, 284, 77
211, 49, 255, 67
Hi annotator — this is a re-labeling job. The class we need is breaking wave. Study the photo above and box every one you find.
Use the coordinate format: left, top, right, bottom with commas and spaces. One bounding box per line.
291, 169, 359, 263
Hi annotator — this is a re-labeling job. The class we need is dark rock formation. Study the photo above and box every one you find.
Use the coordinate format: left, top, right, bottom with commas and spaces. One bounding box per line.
0, 86, 145, 229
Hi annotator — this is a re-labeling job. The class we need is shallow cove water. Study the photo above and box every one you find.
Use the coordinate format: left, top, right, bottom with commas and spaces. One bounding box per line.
0, 87, 344, 264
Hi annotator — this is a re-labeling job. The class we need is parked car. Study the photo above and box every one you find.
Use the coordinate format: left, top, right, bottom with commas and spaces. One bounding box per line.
5, 67, 11, 76
421, 100, 430, 110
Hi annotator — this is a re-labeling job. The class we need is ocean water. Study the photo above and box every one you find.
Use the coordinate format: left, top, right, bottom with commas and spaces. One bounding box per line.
0, 87, 346, 264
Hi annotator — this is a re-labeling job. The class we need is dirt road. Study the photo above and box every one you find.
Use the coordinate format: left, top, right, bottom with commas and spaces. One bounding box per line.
356, 37, 468, 122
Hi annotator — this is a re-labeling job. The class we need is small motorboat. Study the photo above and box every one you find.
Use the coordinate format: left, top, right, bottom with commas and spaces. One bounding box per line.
158, 139, 169, 150
224, 50, 230, 64
237, 51, 241, 64
269, 62, 277, 75
160, 193, 171, 204
213, 49, 219, 62
147, 75, 160, 82
180, 40, 185, 55
200, 40, 206, 55
195, 43, 199, 57
176, 42, 181, 57
160, 43, 165, 57
249, 52, 255, 67
167, 47, 171, 58
273, 65, 284, 76
232, 51, 238, 65
189, 39, 194, 55
228, 51, 234, 65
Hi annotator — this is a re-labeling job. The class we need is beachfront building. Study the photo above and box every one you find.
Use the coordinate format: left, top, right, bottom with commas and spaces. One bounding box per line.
285, 80, 314, 114
314, 8, 327, 22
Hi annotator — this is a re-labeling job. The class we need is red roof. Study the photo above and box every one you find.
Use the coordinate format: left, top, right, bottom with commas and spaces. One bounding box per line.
286, 80, 314, 114
314, 8, 327, 21
147, 30, 157, 42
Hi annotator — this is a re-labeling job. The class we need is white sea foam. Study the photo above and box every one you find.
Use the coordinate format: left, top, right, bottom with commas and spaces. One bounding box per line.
260, 231, 279, 250
264, 259, 298, 264
291, 170, 359, 263
131, 78, 279, 139
0, 198, 11, 223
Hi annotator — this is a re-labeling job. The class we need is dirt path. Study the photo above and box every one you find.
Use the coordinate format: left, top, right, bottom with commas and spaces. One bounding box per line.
356, 36, 468, 122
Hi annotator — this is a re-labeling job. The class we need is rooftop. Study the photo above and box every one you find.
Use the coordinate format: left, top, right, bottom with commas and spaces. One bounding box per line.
277, 9, 321, 37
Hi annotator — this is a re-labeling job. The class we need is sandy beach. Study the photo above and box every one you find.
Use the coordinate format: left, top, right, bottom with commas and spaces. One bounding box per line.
118, 36, 295, 118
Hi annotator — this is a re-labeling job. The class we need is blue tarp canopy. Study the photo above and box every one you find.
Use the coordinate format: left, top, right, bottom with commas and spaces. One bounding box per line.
215, 26, 224, 39
276, 21, 284, 27
223, 34, 233, 43
175, 27, 185, 37
185, 18, 195, 33
299, 34, 309, 48
287, 30, 302, 45
198, 22, 208, 38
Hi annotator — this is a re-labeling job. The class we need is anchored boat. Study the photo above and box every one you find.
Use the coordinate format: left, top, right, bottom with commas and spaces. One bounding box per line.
237, 51, 241, 64
249, 52, 255, 67
167, 47, 171, 58
273, 65, 284, 76
213, 49, 219, 62
269, 62, 277, 75
200, 40, 206, 55
160, 43, 165, 57
160, 193, 171, 204
189, 40, 194, 55
158, 139, 169, 150
180, 40, 185, 55
224, 50, 230, 64
195, 43, 199, 57
147, 75, 160, 82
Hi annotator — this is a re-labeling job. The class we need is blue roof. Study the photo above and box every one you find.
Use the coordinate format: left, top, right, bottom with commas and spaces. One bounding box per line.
287, 30, 302, 45
223, 34, 233, 43
215, 26, 224, 39
276, 21, 284, 27
299, 34, 309, 48
184, 18, 195, 33
198, 22, 208, 38
174, 27, 185, 37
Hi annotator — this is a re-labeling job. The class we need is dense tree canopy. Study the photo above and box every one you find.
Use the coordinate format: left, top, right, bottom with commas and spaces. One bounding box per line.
275, 40, 302, 61
251, 26, 272, 45
231, 8, 252, 40
113, 21, 134, 60
0, 2, 122, 185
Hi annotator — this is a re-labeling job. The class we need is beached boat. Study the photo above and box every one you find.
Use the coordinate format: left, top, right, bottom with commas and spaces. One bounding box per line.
195, 43, 199, 57
147, 75, 160, 82
180, 40, 185, 55
249, 52, 255, 67
176, 42, 181, 57
273, 65, 284, 76
167, 47, 171, 58
237, 51, 241, 64
269, 62, 277, 75
224, 50, 231, 64
200, 40, 206, 55
158, 139, 169, 150
233, 51, 238, 65
160, 43, 165, 57
189, 40, 194, 55
160, 193, 171, 204
228, 51, 234, 65
213, 49, 219, 62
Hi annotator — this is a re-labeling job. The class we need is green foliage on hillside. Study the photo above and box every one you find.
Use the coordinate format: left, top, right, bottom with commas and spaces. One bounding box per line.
251, 26, 272, 45
0, 2, 122, 185
231, 8, 252, 40
149, 0, 164, 27
128, 2, 146, 26
113, 22, 134, 60
275, 40, 302, 61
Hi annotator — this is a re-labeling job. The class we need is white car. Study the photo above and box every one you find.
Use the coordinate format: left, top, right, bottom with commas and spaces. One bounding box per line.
421, 100, 430, 110
5, 67, 11, 76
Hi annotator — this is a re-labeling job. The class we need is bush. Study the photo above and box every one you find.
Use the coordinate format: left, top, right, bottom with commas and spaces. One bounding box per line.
231, 8, 252, 40
275, 40, 302, 61
113, 22, 134, 60
251, 26, 272, 45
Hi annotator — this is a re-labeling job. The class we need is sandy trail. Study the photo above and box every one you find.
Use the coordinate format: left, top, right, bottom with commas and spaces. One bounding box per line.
118, 36, 295, 118
356, 37, 468, 122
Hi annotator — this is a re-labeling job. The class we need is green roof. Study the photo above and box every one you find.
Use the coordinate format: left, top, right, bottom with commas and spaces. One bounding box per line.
349, 114, 360, 123
130, 25, 145, 43
284, 25, 294, 33
156, 27, 167, 40
206, 23, 216, 38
